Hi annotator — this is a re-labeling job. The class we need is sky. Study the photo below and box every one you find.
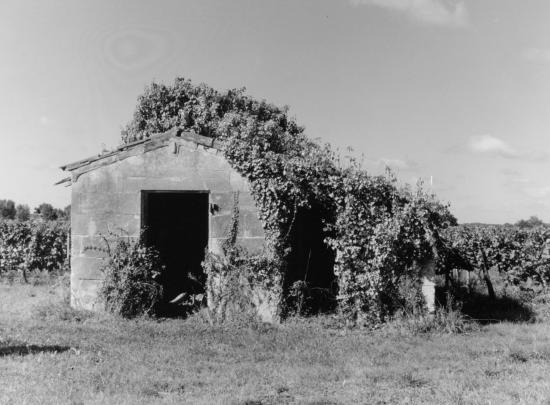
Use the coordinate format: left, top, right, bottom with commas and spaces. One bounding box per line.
0, 0, 549, 224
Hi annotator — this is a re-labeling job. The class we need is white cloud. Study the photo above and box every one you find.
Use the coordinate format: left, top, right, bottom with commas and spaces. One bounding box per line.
523, 48, 550, 63
467, 135, 518, 158
467, 134, 549, 162
350, 0, 468, 27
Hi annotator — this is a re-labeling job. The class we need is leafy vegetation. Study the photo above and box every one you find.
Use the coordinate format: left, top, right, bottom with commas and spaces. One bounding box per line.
203, 192, 282, 323
122, 78, 455, 324
324, 168, 455, 323
92, 233, 164, 318
442, 225, 550, 296
0, 219, 68, 278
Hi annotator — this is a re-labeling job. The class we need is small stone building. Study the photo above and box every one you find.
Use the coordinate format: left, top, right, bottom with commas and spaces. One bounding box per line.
60, 127, 437, 319
60, 129, 266, 312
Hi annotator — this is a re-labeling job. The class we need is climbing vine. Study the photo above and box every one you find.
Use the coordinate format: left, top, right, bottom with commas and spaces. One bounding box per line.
323, 164, 456, 322
122, 78, 456, 323
203, 191, 283, 323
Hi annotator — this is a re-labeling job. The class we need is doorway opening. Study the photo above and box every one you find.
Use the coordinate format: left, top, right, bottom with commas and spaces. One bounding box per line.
141, 191, 209, 307
284, 204, 337, 315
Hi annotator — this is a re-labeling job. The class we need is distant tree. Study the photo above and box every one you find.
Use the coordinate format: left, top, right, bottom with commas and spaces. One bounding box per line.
0, 199, 16, 220
15, 204, 30, 221
35, 203, 58, 221
515, 216, 546, 229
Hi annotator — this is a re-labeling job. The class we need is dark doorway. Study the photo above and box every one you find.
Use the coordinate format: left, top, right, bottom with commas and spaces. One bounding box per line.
142, 191, 209, 305
285, 205, 337, 315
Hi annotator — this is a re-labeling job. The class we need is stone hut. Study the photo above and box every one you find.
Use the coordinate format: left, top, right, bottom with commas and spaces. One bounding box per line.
60, 128, 267, 314
60, 127, 437, 320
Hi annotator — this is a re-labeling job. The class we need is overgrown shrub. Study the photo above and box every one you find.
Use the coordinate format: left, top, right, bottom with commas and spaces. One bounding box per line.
325, 169, 455, 324
93, 234, 164, 318
202, 193, 282, 324
203, 249, 282, 325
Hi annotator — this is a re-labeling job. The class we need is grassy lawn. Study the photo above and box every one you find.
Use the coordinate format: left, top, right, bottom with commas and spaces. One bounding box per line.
1, 279, 550, 404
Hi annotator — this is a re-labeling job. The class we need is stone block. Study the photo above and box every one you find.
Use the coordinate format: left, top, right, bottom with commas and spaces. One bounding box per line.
230, 171, 250, 192
71, 256, 104, 280
72, 213, 98, 237
121, 176, 146, 193
75, 167, 122, 193
203, 172, 232, 192
73, 191, 119, 215
178, 175, 209, 190
210, 191, 237, 215
73, 212, 140, 238
124, 176, 207, 192
238, 192, 256, 209
174, 147, 200, 168
243, 210, 265, 238
71, 235, 112, 258
118, 193, 141, 215
238, 237, 266, 254
210, 213, 245, 238
97, 214, 141, 237
195, 151, 230, 172
116, 155, 147, 176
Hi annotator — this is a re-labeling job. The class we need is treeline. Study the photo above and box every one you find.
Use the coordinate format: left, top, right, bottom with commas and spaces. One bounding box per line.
0, 199, 70, 222
513, 215, 547, 229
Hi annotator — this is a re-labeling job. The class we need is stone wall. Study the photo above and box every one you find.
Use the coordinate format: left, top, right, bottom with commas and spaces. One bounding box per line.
69, 137, 265, 310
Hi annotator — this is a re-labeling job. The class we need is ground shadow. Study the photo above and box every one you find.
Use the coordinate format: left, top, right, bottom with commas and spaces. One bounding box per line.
436, 287, 536, 324
0, 344, 71, 357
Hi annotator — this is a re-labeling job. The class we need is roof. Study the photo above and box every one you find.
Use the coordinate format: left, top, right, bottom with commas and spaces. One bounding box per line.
57, 128, 224, 185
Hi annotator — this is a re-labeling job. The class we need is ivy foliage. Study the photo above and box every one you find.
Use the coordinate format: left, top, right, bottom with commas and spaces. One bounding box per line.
324, 165, 456, 322
122, 78, 456, 323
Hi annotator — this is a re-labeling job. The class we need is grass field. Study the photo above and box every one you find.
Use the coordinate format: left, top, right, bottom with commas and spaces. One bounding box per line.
1, 277, 550, 404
